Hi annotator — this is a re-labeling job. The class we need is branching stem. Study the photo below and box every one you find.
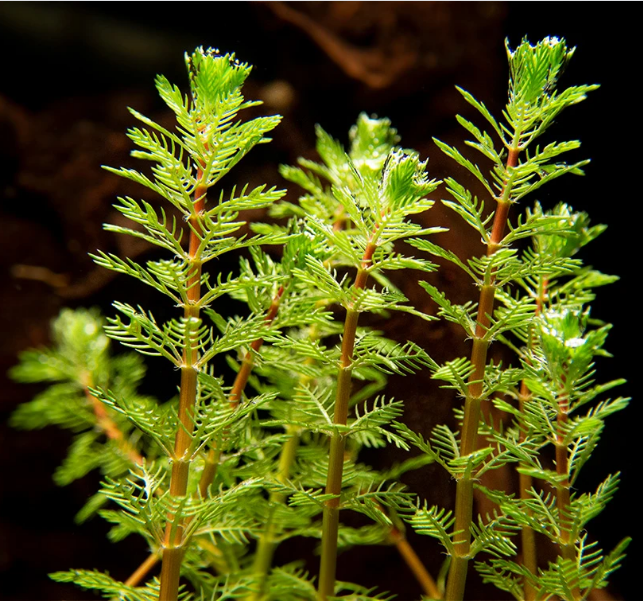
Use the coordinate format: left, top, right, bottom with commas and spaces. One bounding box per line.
555, 386, 580, 601
518, 382, 537, 601
127, 281, 287, 596
199, 283, 285, 500
230, 285, 286, 410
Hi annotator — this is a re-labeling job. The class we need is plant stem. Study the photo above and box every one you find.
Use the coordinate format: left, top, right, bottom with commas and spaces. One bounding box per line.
517, 348, 539, 595
555, 389, 574, 546
445, 147, 519, 601
198, 446, 221, 499
517, 277, 547, 601
91, 375, 161, 591
518, 383, 537, 601
230, 285, 285, 410
250, 297, 334, 600
158, 169, 207, 601
388, 524, 441, 599
317, 238, 377, 600
125, 553, 161, 587
130, 283, 287, 595
555, 387, 580, 601
367, 495, 439, 598
317, 309, 357, 600
82, 373, 145, 467
197, 284, 285, 501
249, 426, 300, 599
184, 282, 287, 597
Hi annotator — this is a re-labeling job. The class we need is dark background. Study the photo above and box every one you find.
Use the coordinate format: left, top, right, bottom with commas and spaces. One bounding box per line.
0, 3, 638, 600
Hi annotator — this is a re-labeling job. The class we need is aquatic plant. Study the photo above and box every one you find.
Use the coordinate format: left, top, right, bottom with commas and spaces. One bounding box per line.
10, 38, 628, 601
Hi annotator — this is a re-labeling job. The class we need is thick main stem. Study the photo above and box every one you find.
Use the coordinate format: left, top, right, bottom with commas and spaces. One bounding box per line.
158, 173, 207, 601
317, 240, 376, 601
318, 308, 358, 600
126, 282, 288, 598
445, 147, 518, 601
180, 283, 285, 598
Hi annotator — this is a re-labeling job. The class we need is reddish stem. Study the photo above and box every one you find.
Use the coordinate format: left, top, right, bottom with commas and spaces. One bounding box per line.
230, 284, 285, 409
83, 375, 144, 466
199, 283, 286, 498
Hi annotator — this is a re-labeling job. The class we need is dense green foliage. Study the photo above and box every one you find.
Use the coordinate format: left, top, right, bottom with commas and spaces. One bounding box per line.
10, 39, 628, 601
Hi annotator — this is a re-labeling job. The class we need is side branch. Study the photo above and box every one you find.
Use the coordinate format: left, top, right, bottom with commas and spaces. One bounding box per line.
200, 283, 286, 500
83, 375, 145, 467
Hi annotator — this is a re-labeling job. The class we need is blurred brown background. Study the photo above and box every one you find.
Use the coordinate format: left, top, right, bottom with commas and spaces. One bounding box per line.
0, 3, 637, 599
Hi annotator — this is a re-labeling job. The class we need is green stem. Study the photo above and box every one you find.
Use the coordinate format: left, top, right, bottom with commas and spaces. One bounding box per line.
250, 427, 301, 599
190, 283, 286, 592
555, 435, 573, 562
517, 277, 547, 601
158, 170, 207, 601
555, 390, 578, 596
446, 556, 469, 601
445, 146, 519, 601
318, 310, 357, 600
518, 386, 537, 601
317, 238, 377, 600
249, 299, 330, 600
